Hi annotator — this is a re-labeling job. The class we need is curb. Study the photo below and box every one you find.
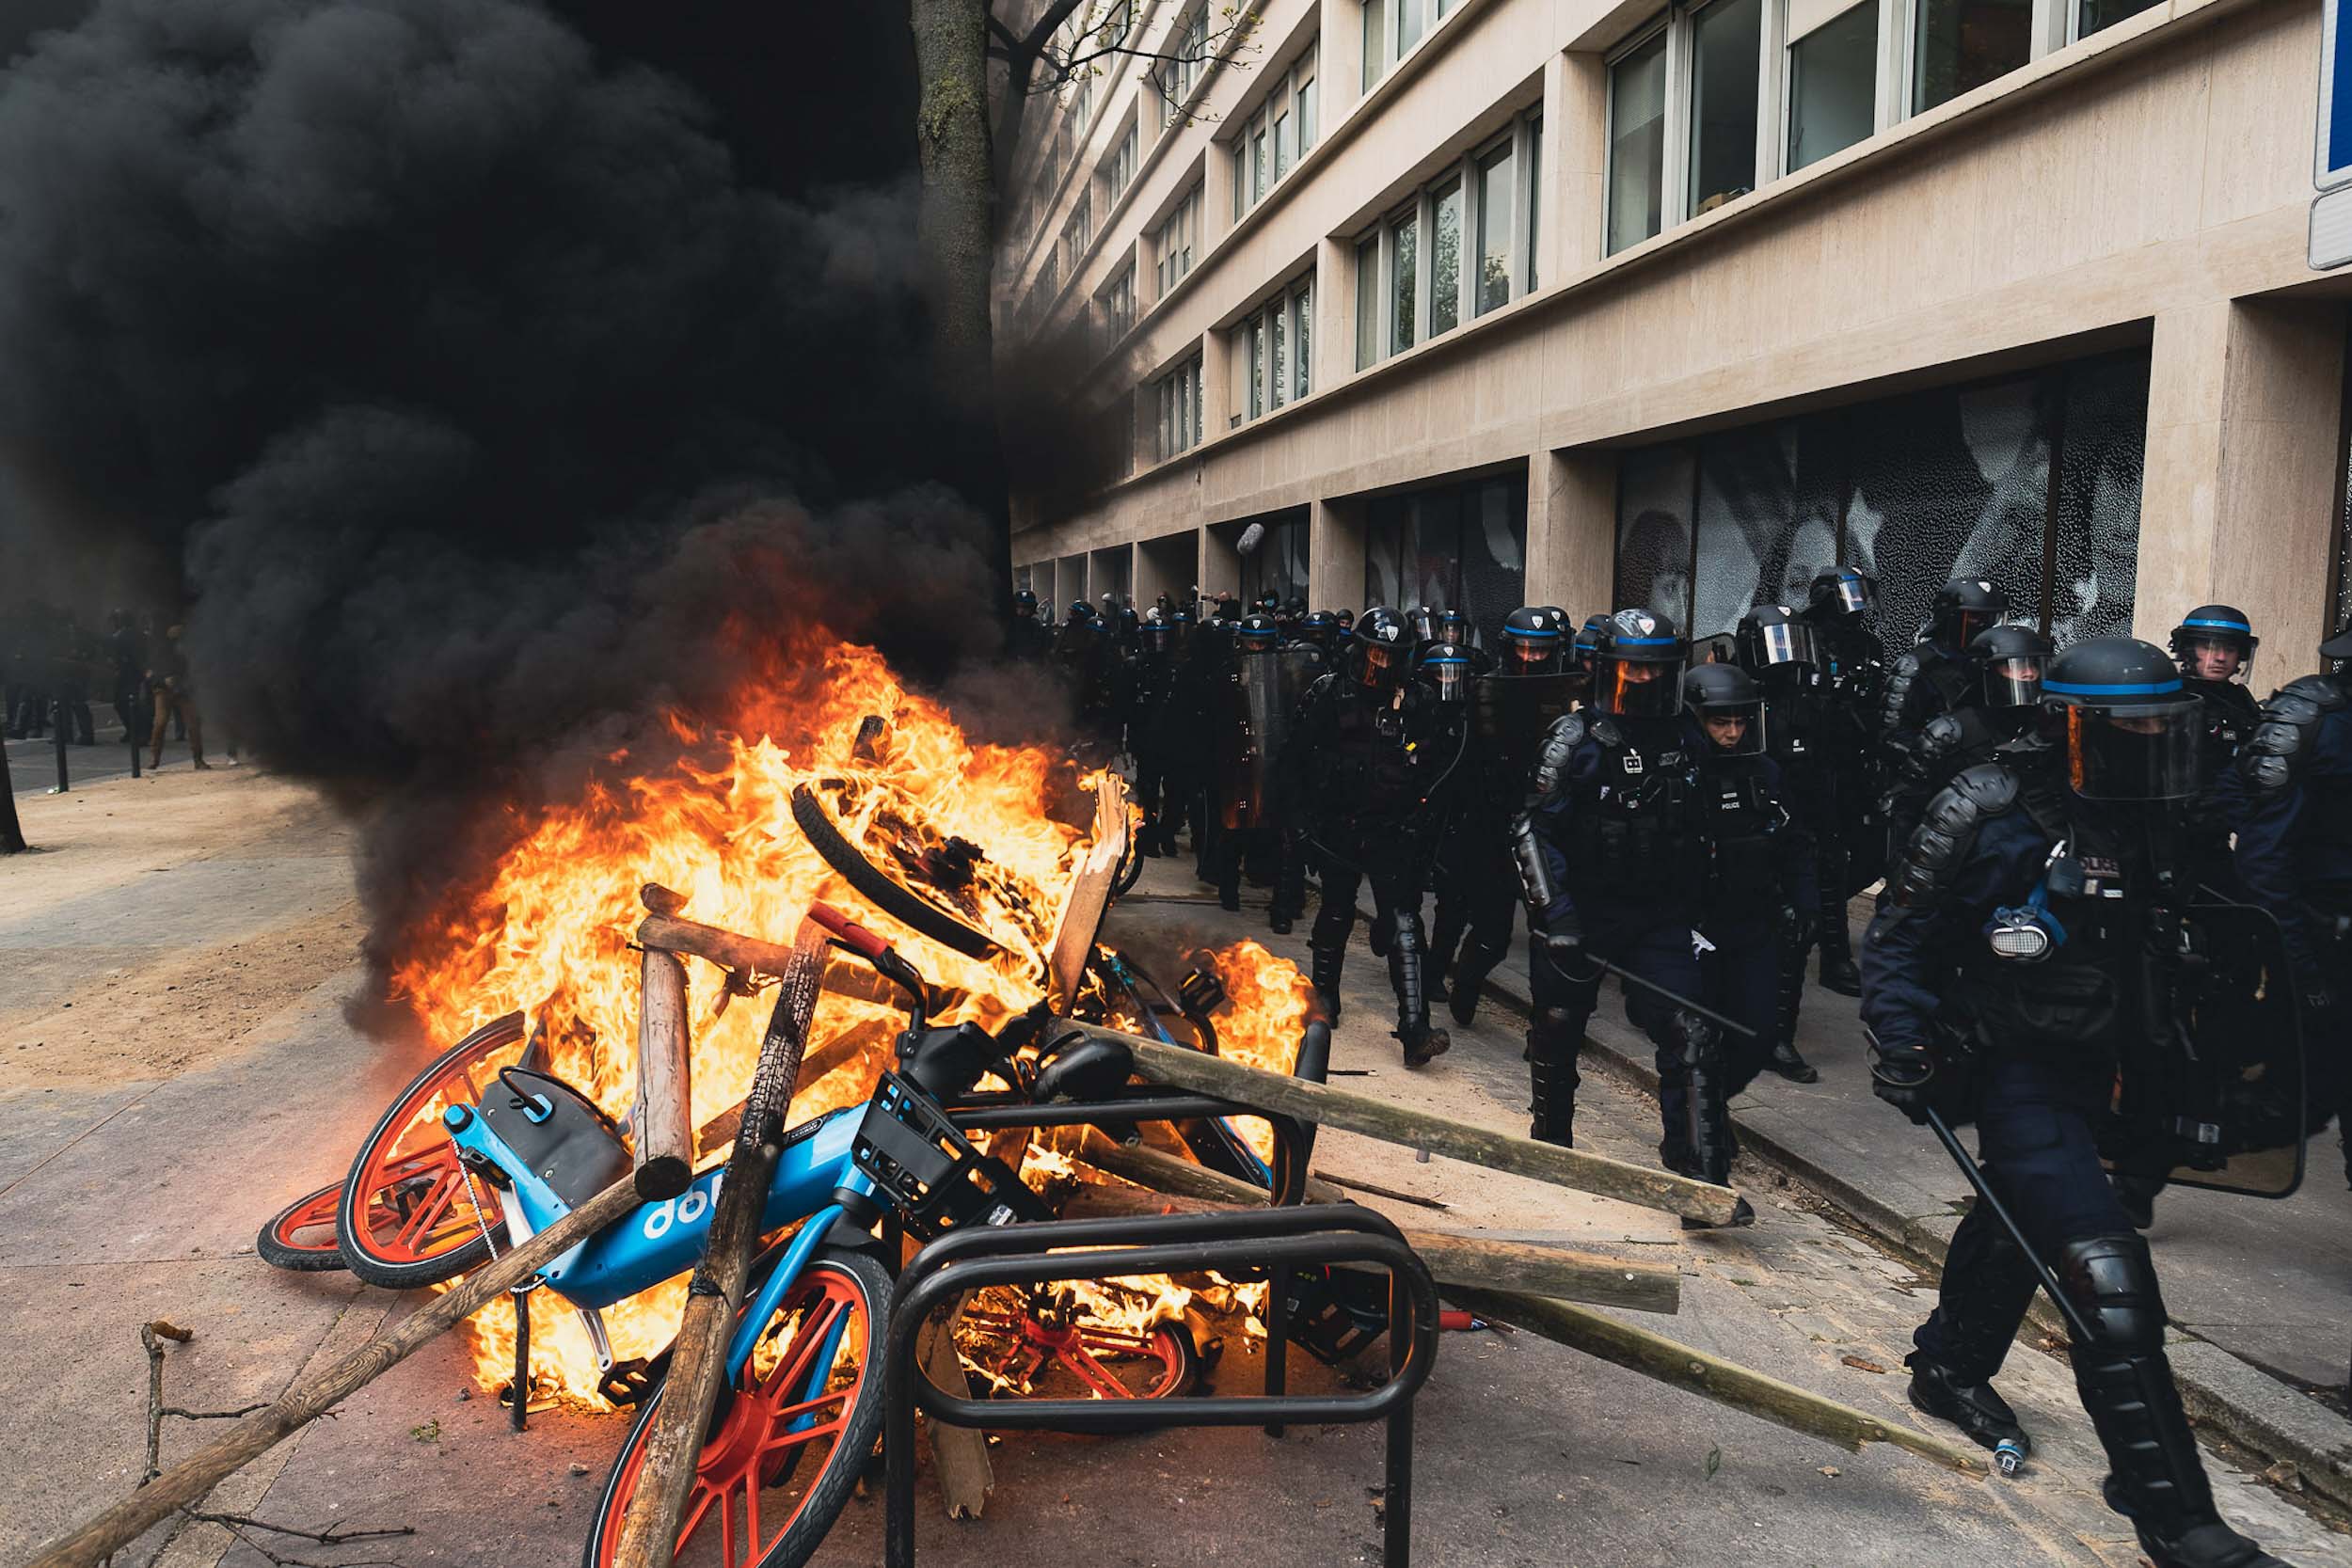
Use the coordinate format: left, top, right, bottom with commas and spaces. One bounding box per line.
1458, 949, 2352, 1513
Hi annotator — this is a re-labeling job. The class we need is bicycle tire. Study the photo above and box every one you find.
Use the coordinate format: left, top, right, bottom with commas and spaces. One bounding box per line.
336, 1014, 528, 1291
788, 784, 1004, 959
255, 1180, 348, 1272
581, 1246, 893, 1568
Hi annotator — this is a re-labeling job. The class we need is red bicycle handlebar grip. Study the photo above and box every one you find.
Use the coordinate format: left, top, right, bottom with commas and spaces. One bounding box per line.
809, 900, 891, 960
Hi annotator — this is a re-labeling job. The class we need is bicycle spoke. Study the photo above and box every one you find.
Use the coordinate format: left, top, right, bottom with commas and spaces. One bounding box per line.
392, 1167, 462, 1251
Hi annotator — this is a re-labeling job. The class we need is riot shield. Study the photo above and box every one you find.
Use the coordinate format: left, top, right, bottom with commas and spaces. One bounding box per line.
2102, 900, 2307, 1198
1220, 650, 1286, 831
1472, 671, 1584, 784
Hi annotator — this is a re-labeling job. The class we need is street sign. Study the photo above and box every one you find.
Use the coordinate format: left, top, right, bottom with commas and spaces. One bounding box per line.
2312, 185, 2352, 269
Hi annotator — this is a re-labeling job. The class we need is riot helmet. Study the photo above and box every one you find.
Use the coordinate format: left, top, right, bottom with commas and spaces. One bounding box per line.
1139, 618, 1173, 656
1420, 640, 1474, 704
2043, 637, 2201, 801
1539, 606, 1569, 633
1807, 567, 1879, 621
1012, 588, 1039, 619
1930, 578, 2007, 652
1438, 607, 1469, 644
2168, 605, 2258, 686
1684, 661, 1766, 755
1068, 599, 1095, 626
1115, 606, 1141, 649
1235, 613, 1280, 655
1590, 609, 1689, 719
1168, 608, 1197, 655
1571, 613, 1609, 674
1500, 607, 1565, 674
1733, 604, 1818, 677
1298, 610, 1337, 651
1968, 623, 2050, 710
1348, 606, 1418, 692
1406, 605, 1439, 645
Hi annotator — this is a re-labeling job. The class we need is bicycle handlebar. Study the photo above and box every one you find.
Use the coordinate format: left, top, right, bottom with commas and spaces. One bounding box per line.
807, 900, 891, 962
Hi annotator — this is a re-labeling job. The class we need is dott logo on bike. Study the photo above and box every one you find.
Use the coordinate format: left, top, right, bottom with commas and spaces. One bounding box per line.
641, 1176, 721, 1239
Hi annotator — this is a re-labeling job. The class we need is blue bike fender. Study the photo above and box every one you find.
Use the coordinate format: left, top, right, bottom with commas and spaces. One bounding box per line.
727, 1203, 846, 1382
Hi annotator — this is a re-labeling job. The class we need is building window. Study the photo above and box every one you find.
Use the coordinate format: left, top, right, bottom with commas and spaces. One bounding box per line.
1354, 111, 1543, 365
1364, 473, 1529, 643
1613, 353, 2151, 642
1525, 116, 1543, 292
1036, 252, 1058, 315
2077, 0, 2160, 35
1688, 0, 1762, 216
1232, 48, 1320, 223
1154, 185, 1200, 298
1607, 29, 1669, 254
1101, 264, 1136, 340
1362, 0, 1387, 90
1913, 0, 2030, 112
1155, 355, 1204, 460
1104, 123, 1137, 207
1230, 273, 1315, 425
1238, 511, 1311, 606
1787, 0, 1878, 170
1156, 7, 1210, 127
1363, 0, 1453, 85
1071, 73, 1093, 138
1063, 194, 1091, 271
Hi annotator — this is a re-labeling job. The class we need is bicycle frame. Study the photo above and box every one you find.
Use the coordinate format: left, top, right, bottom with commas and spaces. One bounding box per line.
442, 1100, 876, 1383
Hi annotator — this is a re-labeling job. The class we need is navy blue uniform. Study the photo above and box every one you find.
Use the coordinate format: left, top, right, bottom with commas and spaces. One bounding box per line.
1520, 712, 1729, 1174
1692, 741, 1817, 1100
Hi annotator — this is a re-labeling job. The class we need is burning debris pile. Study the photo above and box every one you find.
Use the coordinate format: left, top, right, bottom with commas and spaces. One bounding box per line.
383, 639, 1306, 1402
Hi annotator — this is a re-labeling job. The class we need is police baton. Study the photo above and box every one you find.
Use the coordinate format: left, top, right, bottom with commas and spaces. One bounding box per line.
1552, 942, 1761, 1041
1919, 1106, 2100, 1351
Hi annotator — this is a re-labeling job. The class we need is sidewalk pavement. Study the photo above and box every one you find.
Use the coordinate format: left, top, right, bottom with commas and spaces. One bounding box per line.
1461, 895, 2352, 1509
5, 721, 218, 794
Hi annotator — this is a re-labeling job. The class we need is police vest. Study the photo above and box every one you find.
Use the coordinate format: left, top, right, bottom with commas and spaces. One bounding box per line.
1968, 807, 2167, 1061
1558, 720, 1705, 901
1696, 754, 1783, 926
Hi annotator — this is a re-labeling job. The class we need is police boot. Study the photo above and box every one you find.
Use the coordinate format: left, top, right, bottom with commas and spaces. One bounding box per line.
2060, 1236, 2295, 1568
1767, 947, 1820, 1084
1389, 913, 1450, 1068
1269, 837, 1306, 936
1526, 1014, 1581, 1147
1449, 935, 1505, 1028
1904, 1219, 2039, 1455
1661, 1012, 1753, 1227
1816, 900, 1862, 996
1216, 839, 1243, 913
1310, 941, 1345, 1025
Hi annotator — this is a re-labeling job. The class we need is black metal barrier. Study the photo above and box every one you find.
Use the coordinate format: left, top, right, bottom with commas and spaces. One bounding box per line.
883, 1205, 1438, 1568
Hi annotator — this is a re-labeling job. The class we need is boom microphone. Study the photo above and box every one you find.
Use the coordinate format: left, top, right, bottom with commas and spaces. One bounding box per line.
1236, 521, 1265, 555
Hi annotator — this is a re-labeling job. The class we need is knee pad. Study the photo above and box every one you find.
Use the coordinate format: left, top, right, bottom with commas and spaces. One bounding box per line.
1390, 910, 1424, 956
2057, 1234, 2167, 1354
1311, 902, 1356, 952
1660, 1008, 1724, 1069
1529, 1007, 1583, 1058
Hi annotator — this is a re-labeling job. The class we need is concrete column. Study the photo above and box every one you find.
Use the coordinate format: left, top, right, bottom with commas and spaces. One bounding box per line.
1319, 234, 1359, 387
2135, 300, 2344, 680
1320, 0, 1363, 123
1310, 497, 1368, 611
1530, 448, 1617, 613
1200, 526, 1243, 597
1549, 54, 1609, 279
1203, 133, 1236, 245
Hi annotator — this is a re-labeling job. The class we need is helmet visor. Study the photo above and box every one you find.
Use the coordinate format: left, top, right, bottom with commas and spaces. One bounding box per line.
1423, 656, 1472, 702
2062, 701, 2201, 800
2176, 632, 2254, 686
1753, 621, 1818, 669
1982, 655, 2045, 708
1353, 640, 1403, 688
1695, 702, 1767, 755
1595, 653, 1686, 717
1833, 575, 1876, 616
1947, 608, 1999, 649
1505, 634, 1562, 673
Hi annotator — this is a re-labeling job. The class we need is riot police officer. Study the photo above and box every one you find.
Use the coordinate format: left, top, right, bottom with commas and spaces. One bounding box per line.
1131, 615, 1183, 855
1431, 608, 1577, 1027
1009, 589, 1052, 660
1883, 622, 2051, 861
2169, 606, 2263, 892
1279, 606, 1458, 1066
1685, 662, 1816, 1111
1802, 568, 1888, 992
2233, 625, 2352, 1195
1878, 579, 2009, 840
1864, 637, 2297, 1568
1515, 611, 1749, 1220
1735, 605, 1836, 1082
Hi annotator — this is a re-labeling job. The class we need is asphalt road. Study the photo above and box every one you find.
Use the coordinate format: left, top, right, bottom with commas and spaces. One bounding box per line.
1, 781, 2344, 1568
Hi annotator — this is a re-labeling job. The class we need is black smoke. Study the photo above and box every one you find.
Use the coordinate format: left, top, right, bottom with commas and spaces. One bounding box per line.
0, 0, 1060, 1007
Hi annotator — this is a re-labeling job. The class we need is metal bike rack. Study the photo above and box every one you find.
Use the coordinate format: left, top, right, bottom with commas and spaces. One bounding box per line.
882, 1206, 1438, 1568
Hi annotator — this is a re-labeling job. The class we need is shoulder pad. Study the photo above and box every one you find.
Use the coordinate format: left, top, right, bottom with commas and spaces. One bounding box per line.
1890, 764, 2017, 906
1531, 714, 1587, 799
1879, 652, 1922, 726
1919, 713, 1965, 757
1588, 717, 1625, 750
2241, 686, 2328, 795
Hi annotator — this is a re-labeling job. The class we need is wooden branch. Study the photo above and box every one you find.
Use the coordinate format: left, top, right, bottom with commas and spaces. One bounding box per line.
633, 948, 693, 1200
25, 1177, 642, 1568
1055, 1019, 1744, 1226
1045, 774, 1126, 1009
1441, 1287, 1988, 1478
612, 921, 828, 1568
637, 909, 798, 982
1066, 1137, 1679, 1315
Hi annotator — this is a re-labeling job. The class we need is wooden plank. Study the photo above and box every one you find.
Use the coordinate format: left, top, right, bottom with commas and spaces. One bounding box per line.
1045, 773, 1127, 1009
1443, 1287, 1987, 1477
1054, 1018, 1744, 1226
1066, 1135, 1680, 1316
632, 947, 693, 1200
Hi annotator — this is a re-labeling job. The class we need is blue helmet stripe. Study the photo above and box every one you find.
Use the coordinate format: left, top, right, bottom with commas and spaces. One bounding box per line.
1613, 635, 1681, 646
2043, 677, 2184, 697
2181, 617, 2252, 633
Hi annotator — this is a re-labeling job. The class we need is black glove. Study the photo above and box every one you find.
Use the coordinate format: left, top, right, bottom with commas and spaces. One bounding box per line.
1867, 1030, 1937, 1127
1783, 905, 1821, 953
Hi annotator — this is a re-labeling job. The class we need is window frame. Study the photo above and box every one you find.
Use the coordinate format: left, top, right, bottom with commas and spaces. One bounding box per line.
1231, 270, 1318, 427
1230, 46, 1322, 224
1353, 110, 1545, 368
1155, 354, 1204, 462
1153, 185, 1201, 300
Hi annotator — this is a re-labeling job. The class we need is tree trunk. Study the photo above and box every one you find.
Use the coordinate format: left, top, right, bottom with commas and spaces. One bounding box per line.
909, 0, 1012, 604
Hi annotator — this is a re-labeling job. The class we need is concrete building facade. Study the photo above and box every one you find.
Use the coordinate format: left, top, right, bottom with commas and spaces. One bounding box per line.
1000, 0, 2352, 673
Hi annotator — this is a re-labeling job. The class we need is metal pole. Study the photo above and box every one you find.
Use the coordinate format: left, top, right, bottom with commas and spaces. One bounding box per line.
0, 736, 26, 852
1921, 1107, 2099, 1347
127, 680, 140, 780
49, 697, 67, 794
